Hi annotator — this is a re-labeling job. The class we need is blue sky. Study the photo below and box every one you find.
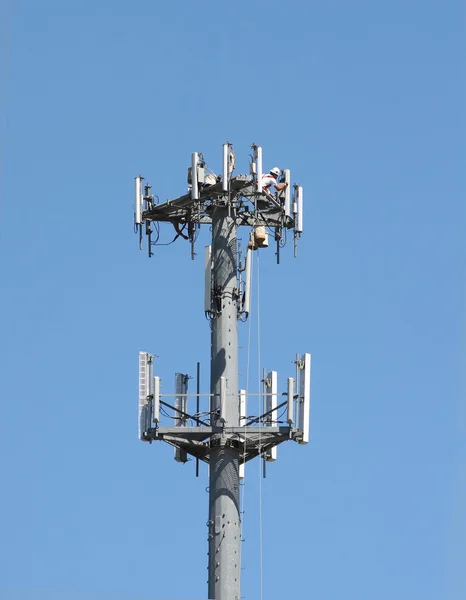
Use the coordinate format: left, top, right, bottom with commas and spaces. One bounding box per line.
1, 1, 464, 599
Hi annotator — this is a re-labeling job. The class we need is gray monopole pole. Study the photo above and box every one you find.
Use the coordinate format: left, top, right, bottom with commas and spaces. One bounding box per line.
208, 204, 241, 600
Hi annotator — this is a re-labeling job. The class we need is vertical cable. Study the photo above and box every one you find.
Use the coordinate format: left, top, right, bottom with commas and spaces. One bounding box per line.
257, 251, 264, 600
240, 247, 253, 582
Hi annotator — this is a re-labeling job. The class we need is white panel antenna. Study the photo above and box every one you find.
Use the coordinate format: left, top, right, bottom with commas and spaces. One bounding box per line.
149, 369, 154, 412
138, 351, 153, 441
292, 186, 298, 221
243, 247, 252, 315
239, 389, 247, 479
283, 169, 291, 218
255, 146, 263, 193
298, 353, 311, 444
175, 372, 188, 425
204, 245, 212, 313
153, 376, 160, 424
296, 186, 303, 233
265, 371, 278, 462
134, 175, 143, 225
286, 377, 294, 424
175, 373, 188, 462
228, 146, 235, 174
191, 152, 199, 201
239, 388, 247, 425
197, 163, 205, 185
222, 144, 229, 192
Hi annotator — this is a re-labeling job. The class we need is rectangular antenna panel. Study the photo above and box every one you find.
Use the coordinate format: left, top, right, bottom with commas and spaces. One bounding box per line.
138, 351, 153, 441
256, 146, 263, 193
175, 373, 188, 426
296, 186, 303, 233
239, 389, 247, 425
222, 143, 229, 192
284, 169, 291, 217
228, 147, 235, 173
265, 371, 278, 423
239, 389, 247, 479
292, 186, 298, 216
204, 245, 212, 313
134, 176, 143, 225
286, 377, 294, 424
265, 371, 278, 461
243, 248, 252, 314
153, 376, 160, 424
239, 462, 245, 480
191, 152, 199, 201
174, 373, 188, 462
298, 353, 311, 444
149, 369, 154, 409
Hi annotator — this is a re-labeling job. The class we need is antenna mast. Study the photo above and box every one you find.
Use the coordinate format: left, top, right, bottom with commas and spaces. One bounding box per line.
134, 143, 311, 600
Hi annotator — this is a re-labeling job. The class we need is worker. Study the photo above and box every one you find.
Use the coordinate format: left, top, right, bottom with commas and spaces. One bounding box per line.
261, 167, 288, 194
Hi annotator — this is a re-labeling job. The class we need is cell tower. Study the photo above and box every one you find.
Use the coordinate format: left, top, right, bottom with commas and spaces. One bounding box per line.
135, 143, 311, 600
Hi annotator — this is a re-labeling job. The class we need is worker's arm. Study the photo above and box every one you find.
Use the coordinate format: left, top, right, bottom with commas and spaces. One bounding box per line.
273, 182, 288, 192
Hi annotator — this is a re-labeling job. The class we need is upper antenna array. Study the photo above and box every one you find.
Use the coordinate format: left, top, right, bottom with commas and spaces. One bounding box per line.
134, 142, 304, 261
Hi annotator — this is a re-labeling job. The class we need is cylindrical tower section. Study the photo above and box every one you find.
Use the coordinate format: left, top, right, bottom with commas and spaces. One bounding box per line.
208, 205, 241, 600
210, 206, 239, 424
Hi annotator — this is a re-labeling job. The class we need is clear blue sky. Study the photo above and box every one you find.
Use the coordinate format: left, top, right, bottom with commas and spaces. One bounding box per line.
1, 1, 464, 599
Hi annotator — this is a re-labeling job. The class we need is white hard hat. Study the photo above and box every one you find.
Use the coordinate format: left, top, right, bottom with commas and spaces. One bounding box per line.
270, 167, 280, 176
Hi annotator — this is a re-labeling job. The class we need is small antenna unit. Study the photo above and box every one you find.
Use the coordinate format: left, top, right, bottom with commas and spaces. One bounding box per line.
174, 373, 188, 462
298, 353, 311, 444
265, 371, 278, 462
239, 388, 247, 479
153, 376, 160, 424
191, 152, 199, 201
134, 175, 143, 225
138, 351, 153, 441
255, 145, 263, 193
242, 247, 252, 316
283, 169, 291, 218
296, 186, 304, 234
222, 144, 229, 192
286, 377, 294, 424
